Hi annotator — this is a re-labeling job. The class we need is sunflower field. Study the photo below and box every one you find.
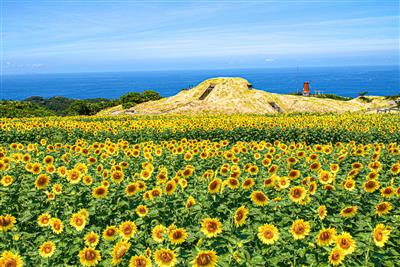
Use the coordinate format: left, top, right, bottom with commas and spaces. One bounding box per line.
0, 114, 399, 266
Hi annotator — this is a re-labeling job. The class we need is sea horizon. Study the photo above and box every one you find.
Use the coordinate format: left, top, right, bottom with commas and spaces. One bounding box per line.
1, 65, 399, 100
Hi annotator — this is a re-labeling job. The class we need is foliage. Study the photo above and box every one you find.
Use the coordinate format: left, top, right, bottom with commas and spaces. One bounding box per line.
315, 94, 352, 101
120, 90, 162, 109
0, 101, 56, 118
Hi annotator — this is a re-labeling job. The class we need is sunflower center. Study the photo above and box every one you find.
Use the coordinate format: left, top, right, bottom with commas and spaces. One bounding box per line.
236, 211, 243, 220
107, 229, 116, 236
331, 251, 340, 260
196, 254, 212, 265
377, 204, 387, 211
160, 252, 172, 262
85, 250, 96, 260
173, 231, 182, 239
0, 218, 10, 226
320, 231, 331, 240
96, 188, 105, 194
209, 181, 218, 190
75, 217, 84, 226
295, 225, 305, 234
374, 230, 383, 241
4, 259, 17, 267
123, 225, 133, 234
43, 245, 52, 253
339, 239, 350, 249
263, 230, 274, 239
135, 258, 147, 267
256, 193, 266, 201
206, 222, 218, 232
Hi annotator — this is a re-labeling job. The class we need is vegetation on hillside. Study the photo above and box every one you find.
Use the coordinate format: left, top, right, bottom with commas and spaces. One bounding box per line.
0, 101, 56, 118
1, 90, 162, 118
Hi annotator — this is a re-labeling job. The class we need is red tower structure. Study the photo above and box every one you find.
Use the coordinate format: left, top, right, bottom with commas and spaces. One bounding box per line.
303, 82, 310, 96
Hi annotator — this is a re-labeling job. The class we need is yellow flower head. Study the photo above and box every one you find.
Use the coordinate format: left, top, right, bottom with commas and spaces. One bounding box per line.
154, 248, 177, 267
257, 224, 279, 245
79, 247, 101, 266
290, 219, 311, 240
192, 250, 218, 267
39, 241, 56, 258
201, 218, 222, 238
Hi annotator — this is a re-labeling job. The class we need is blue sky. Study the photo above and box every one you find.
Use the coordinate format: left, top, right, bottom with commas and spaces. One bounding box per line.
2, 0, 399, 74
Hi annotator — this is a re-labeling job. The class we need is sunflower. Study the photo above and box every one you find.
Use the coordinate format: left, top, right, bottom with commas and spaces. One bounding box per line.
70, 213, 86, 231
308, 181, 317, 195
335, 232, 356, 255
35, 174, 50, 190
234, 206, 248, 227
84, 232, 100, 247
0, 251, 24, 267
0, 214, 16, 232
112, 240, 131, 265
37, 213, 51, 227
201, 218, 222, 238
119, 221, 137, 239
152, 225, 166, 243
375, 201, 392, 216
340, 206, 358, 218
67, 169, 81, 184
39, 241, 56, 258
318, 205, 327, 220
154, 249, 177, 267
288, 186, 306, 203
83, 175, 93, 186
208, 178, 222, 194
92, 185, 108, 199
129, 255, 152, 267
241, 178, 255, 189
263, 176, 275, 188
288, 170, 300, 180
316, 228, 336, 246
136, 205, 149, 217
275, 176, 290, 190
1, 175, 13, 186
169, 228, 188, 244
226, 178, 240, 189
79, 247, 101, 266
250, 191, 269, 206
309, 162, 321, 171
318, 170, 333, 184
185, 196, 196, 209
290, 219, 311, 240
372, 224, 392, 247
192, 250, 218, 267
257, 224, 279, 245
380, 186, 396, 198
328, 248, 345, 266
164, 180, 177, 195
248, 165, 259, 175
111, 170, 125, 184
103, 226, 119, 241
363, 179, 380, 193
126, 183, 139, 196
50, 218, 64, 234
342, 179, 356, 191
390, 163, 400, 174
52, 183, 62, 195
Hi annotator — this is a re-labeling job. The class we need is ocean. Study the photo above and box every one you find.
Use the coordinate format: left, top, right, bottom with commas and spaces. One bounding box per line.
1, 65, 399, 100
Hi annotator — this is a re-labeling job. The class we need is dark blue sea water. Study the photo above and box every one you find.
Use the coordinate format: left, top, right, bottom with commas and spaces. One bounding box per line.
1, 66, 399, 100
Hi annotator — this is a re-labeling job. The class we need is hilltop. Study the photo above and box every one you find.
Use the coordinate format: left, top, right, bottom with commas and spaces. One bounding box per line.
99, 77, 396, 115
